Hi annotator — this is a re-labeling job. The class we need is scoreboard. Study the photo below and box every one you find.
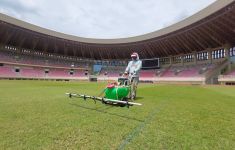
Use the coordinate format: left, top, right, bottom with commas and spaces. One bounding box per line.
141, 58, 160, 70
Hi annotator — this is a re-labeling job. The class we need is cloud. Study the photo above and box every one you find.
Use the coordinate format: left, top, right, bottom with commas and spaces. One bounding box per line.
0, 0, 216, 39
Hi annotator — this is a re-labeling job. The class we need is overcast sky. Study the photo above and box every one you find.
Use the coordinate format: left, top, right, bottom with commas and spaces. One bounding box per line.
0, 0, 216, 39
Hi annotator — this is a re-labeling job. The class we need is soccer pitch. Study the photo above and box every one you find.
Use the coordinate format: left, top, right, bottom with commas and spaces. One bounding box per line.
0, 80, 234, 149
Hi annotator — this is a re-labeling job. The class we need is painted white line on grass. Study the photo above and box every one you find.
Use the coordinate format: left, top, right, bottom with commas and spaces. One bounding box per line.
118, 100, 168, 150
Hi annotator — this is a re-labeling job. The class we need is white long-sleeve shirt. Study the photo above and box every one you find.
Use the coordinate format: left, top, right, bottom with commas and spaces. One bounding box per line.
125, 59, 142, 77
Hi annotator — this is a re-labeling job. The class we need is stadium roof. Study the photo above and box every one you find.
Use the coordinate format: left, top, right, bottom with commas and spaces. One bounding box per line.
0, 0, 235, 59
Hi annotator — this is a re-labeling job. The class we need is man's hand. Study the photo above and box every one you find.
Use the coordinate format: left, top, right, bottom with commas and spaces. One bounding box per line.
133, 71, 137, 75
123, 72, 128, 77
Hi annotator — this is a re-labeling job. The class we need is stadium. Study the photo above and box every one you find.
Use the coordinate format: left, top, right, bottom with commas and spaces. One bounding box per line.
0, 0, 235, 149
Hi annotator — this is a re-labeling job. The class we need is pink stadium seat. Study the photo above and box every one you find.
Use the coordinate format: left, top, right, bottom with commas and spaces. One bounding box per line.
161, 70, 175, 77
73, 70, 85, 77
0, 66, 17, 77
159, 65, 215, 78
47, 69, 69, 77
177, 68, 201, 77
108, 73, 120, 77
140, 70, 155, 78
21, 67, 44, 78
228, 70, 235, 75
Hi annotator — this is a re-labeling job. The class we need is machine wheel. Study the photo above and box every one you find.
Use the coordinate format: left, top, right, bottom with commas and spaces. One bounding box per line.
120, 97, 128, 107
122, 97, 128, 101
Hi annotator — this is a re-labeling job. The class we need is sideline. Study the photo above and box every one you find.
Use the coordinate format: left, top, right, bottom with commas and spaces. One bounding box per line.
117, 99, 168, 150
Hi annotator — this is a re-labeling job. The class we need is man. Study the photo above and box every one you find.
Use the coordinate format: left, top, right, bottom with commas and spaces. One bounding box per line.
124, 52, 142, 100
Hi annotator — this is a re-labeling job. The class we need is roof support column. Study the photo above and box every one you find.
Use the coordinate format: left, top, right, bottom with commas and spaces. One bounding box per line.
169, 56, 172, 65
193, 52, 197, 65
208, 49, 212, 64
224, 43, 231, 60
64, 47, 68, 56
181, 55, 184, 66
43, 42, 49, 54
0, 43, 4, 49
169, 56, 173, 66
224, 43, 232, 72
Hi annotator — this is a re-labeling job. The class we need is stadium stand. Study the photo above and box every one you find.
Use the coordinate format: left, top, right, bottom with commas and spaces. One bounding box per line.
0, 46, 233, 84
99, 66, 124, 76
159, 64, 215, 78
0, 49, 89, 80
0, 49, 89, 68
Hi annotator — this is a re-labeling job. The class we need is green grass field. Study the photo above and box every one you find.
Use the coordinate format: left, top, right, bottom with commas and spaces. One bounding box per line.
0, 80, 234, 150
